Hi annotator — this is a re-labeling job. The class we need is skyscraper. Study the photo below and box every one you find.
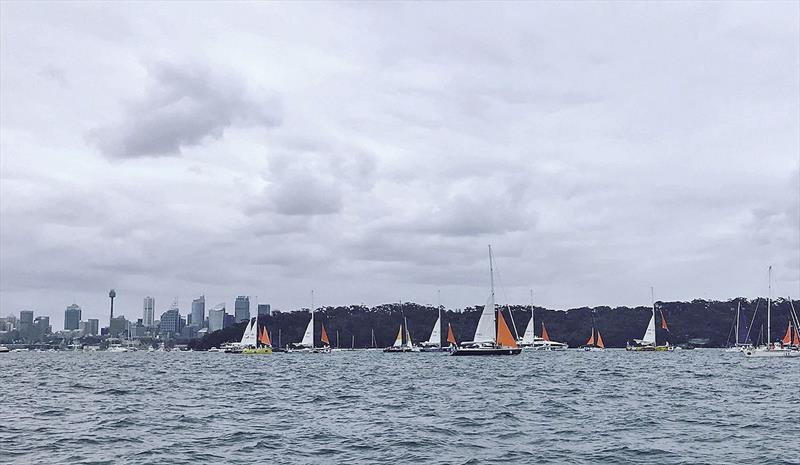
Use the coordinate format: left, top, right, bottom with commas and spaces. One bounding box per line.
18, 310, 33, 341
143, 296, 155, 327
208, 304, 225, 332
33, 316, 51, 340
191, 295, 205, 328
234, 296, 250, 323
160, 308, 181, 336
64, 304, 81, 330
86, 318, 99, 336
257, 304, 271, 316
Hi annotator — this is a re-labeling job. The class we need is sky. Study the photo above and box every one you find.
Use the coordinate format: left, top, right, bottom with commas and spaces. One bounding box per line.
1, 2, 798, 329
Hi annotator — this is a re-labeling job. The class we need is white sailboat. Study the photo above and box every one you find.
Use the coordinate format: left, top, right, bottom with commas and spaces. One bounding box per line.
451, 245, 521, 356
627, 287, 673, 352
519, 290, 568, 351
288, 291, 330, 353
724, 301, 754, 353
744, 267, 800, 358
420, 291, 446, 352
384, 315, 419, 352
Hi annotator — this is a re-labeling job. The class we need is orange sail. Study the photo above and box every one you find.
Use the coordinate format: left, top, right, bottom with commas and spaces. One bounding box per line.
782, 321, 793, 345
321, 323, 330, 345
794, 324, 800, 346
541, 322, 550, 341
660, 310, 669, 330
447, 323, 457, 345
496, 310, 518, 348
596, 330, 605, 349
586, 329, 595, 346
259, 325, 271, 346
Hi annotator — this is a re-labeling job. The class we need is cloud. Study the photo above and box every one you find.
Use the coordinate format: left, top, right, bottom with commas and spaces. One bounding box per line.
89, 62, 281, 158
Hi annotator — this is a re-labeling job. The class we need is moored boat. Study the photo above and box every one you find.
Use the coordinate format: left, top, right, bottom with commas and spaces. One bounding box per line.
627, 288, 674, 352
451, 245, 521, 356
744, 267, 800, 358
287, 291, 331, 353
384, 316, 419, 352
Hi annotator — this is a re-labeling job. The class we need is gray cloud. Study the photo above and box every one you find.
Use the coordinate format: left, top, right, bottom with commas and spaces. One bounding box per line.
89, 62, 281, 158
1, 2, 798, 328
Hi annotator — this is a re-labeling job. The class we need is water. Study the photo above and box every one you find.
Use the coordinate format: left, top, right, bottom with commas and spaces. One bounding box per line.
1, 350, 798, 464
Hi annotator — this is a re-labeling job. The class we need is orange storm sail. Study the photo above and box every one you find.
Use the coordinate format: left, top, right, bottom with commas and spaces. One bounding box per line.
794, 324, 800, 346
496, 310, 518, 348
596, 330, 605, 349
541, 322, 551, 341
660, 310, 669, 330
447, 323, 457, 345
321, 323, 330, 346
586, 329, 595, 346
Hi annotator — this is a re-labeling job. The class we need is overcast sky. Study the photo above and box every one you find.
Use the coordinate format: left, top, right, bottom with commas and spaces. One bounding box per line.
1, 2, 798, 328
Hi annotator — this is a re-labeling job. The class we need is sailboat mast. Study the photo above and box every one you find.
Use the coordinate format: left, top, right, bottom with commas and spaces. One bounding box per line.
651, 286, 656, 345
311, 290, 315, 349
735, 301, 740, 345
767, 266, 771, 345
530, 289, 534, 341
489, 245, 496, 342
438, 289, 442, 347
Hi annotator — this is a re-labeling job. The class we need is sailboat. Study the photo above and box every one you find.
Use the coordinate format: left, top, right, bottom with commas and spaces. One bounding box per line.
579, 317, 605, 352
627, 288, 674, 352
288, 291, 331, 353
420, 292, 447, 352
243, 317, 273, 354
519, 290, 567, 351
384, 316, 419, 352
451, 245, 521, 356
446, 323, 457, 349
744, 267, 800, 358
724, 301, 753, 353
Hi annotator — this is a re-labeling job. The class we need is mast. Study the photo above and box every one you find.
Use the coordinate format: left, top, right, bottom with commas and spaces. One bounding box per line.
489, 245, 496, 343
371, 328, 375, 348
311, 290, 315, 349
530, 289, 534, 340
438, 289, 442, 347
651, 286, 656, 346
735, 301, 740, 345
767, 266, 771, 345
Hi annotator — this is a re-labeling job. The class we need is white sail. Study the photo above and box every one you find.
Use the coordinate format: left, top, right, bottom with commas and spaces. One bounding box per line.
404, 319, 413, 348
473, 293, 496, 343
522, 315, 535, 344
240, 317, 257, 346
642, 307, 656, 345
239, 319, 253, 345
392, 326, 403, 347
428, 315, 441, 345
300, 313, 314, 347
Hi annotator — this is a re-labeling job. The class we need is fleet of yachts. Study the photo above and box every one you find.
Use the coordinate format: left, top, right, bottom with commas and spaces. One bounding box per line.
212, 248, 799, 359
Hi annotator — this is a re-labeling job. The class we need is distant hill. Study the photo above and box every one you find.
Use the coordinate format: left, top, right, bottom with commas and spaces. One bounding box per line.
189, 298, 799, 350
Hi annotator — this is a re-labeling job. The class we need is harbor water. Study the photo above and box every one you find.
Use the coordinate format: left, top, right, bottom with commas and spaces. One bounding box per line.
1, 350, 798, 464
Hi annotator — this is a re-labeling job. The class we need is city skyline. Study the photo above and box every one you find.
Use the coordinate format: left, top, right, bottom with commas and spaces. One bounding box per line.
1, 3, 798, 328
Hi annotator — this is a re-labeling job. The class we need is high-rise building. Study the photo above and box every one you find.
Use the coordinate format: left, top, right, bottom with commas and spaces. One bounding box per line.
86, 318, 99, 336
223, 313, 236, 328
33, 316, 51, 340
109, 316, 128, 338
143, 296, 155, 327
257, 304, 271, 316
208, 304, 225, 333
191, 295, 205, 328
160, 308, 181, 336
18, 310, 34, 341
64, 304, 82, 330
234, 296, 250, 322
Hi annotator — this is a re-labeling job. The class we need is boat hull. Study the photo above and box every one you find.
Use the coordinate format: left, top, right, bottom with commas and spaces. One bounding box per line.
451, 347, 522, 356
242, 347, 272, 354
383, 347, 419, 353
626, 345, 674, 352
744, 348, 800, 358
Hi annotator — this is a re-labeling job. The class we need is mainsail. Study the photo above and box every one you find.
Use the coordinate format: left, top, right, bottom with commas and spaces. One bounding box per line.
473, 294, 496, 343
392, 326, 403, 347
736, 303, 750, 345
404, 318, 413, 348
522, 315, 535, 344
240, 317, 257, 346
300, 314, 314, 347
641, 308, 657, 345
596, 330, 605, 349
428, 315, 441, 346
